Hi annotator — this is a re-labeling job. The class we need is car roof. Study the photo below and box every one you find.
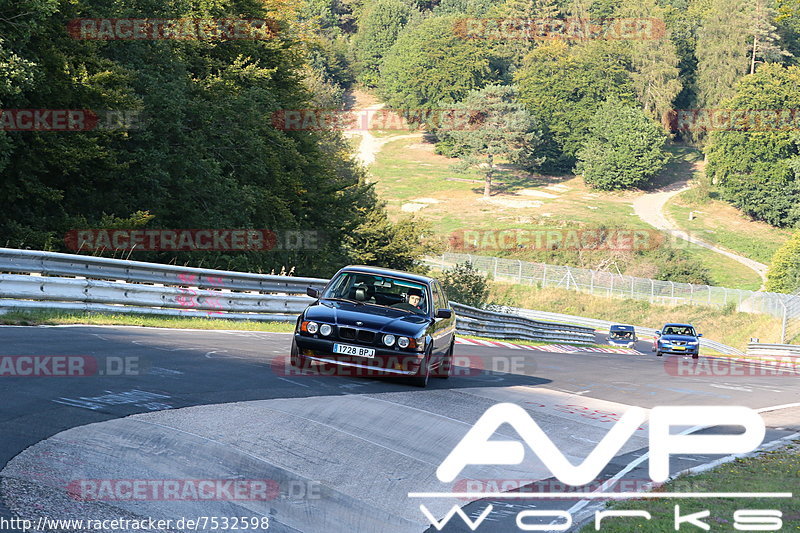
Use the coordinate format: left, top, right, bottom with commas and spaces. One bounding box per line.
663, 323, 694, 328
610, 324, 635, 330
336, 265, 435, 285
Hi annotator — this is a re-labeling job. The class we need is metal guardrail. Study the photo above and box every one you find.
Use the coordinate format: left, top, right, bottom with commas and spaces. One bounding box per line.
0, 250, 595, 343
0, 248, 327, 322
450, 302, 596, 344
0, 248, 328, 292
491, 305, 745, 355
747, 343, 800, 357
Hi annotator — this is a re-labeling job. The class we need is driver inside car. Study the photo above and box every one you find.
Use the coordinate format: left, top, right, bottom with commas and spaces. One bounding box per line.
391, 287, 424, 313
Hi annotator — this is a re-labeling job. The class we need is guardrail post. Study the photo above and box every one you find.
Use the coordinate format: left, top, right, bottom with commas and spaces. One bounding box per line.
781, 300, 788, 343
707, 285, 711, 305
493, 257, 498, 279
670, 281, 674, 298
650, 279, 654, 300
590, 270, 595, 294
542, 264, 547, 288
689, 284, 693, 305
518, 260, 523, 283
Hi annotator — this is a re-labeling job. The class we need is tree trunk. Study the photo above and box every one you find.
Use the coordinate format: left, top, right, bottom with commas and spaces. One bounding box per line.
484, 154, 493, 197
750, 33, 758, 74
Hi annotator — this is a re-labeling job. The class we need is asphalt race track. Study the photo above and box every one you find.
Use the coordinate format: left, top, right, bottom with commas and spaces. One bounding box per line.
0, 325, 797, 532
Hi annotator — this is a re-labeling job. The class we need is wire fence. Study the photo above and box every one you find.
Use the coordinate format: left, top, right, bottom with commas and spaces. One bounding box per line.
424, 253, 800, 329
782, 287, 800, 343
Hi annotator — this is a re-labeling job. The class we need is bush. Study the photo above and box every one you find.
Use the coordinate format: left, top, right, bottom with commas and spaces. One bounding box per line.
440, 261, 489, 308
650, 248, 712, 285
766, 231, 800, 293
575, 99, 669, 190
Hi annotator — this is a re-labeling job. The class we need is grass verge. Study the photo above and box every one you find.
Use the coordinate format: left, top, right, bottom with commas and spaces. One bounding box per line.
486, 282, 782, 352
0, 310, 295, 332
666, 190, 791, 267
578, 441, 800, 532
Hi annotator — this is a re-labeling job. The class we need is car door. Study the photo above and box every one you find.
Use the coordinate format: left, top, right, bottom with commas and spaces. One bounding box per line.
428, 283, 446, 358
434, 281, 455, 354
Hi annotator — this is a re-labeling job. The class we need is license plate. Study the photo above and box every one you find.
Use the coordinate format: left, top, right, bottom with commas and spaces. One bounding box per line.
333, 343, 375, 358
673, 346, 685, 350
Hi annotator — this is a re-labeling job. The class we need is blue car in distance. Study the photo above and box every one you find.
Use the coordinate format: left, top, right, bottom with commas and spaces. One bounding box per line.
654, 323, 702, 358
607, 325, 637, 349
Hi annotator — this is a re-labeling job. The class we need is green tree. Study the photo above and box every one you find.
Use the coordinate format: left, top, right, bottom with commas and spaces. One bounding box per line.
342, 207, 439, 273
0, 0, 426, 278
619, 0, 683, 127
439, 261, 489, 308
704, 64, 800, 227
515, 41, 638, 169
766, 232, 800, 292
696, 0, 752, 107
696, 0, 790, 109
352, 0, 415, 87
576, 99, 669, 190
437, 85, 542, 196
379, 15, 497, 109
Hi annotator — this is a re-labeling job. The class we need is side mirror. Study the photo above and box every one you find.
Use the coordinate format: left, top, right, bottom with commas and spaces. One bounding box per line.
436, 308, 453, 319
698, 333, 703, 337
306, 287, 320, 298
655, 330, 661, 336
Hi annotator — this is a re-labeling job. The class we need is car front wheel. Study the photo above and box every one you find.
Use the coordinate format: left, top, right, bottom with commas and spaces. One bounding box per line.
433, 342, 453, 379
290, 339, 308, 369
656, 351, 662, 357
409, 350, 431, 388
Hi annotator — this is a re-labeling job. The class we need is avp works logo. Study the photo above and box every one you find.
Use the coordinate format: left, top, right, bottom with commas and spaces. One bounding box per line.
413, 404, 788, 531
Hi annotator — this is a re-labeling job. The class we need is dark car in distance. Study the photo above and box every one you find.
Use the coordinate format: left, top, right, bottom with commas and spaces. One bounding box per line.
607, 324, 637, 349
291, 265, 457, 387
653, 323, 702, 358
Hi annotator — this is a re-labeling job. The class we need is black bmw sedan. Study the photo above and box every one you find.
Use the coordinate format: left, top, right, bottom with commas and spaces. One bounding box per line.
291, 265, 457, 387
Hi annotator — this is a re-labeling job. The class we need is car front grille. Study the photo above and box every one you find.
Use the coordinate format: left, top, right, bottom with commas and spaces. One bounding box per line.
672, 341, 686, 346
338, 327, 376, 344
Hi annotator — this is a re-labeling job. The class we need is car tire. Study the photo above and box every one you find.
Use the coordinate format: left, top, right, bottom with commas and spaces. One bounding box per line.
656, 351, 662, 357
409, 350, 431, 388
289, 339, 308, 370
434, 342, 453, 379
692, 353, 699, 359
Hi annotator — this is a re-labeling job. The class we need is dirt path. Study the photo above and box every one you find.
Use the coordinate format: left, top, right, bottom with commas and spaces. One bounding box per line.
632, 178, 768, 288
343, 91, 422, 166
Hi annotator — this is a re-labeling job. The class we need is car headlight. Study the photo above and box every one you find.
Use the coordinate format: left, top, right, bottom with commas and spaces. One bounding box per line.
398, 336, 410, 348
320, 324, 332, 336
687, 341, 698, 345
306, 321, 318, 334
383, 334, 395, 347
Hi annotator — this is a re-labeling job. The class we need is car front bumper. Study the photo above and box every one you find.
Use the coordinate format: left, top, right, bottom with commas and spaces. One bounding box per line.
294, 334, 425, 376
658, 344, 699, 355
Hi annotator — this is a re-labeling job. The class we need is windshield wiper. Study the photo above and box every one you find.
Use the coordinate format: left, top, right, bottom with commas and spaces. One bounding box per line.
323, 297, 363, 305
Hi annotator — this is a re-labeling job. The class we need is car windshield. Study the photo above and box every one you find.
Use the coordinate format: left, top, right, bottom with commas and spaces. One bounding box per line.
610, 330, 633, 339
322, 272, 429, 315
663, 326, 696, 336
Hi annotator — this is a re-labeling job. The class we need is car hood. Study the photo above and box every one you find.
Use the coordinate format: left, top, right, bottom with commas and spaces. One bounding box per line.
660, 335, 698, 342
304, 300, 430, 336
